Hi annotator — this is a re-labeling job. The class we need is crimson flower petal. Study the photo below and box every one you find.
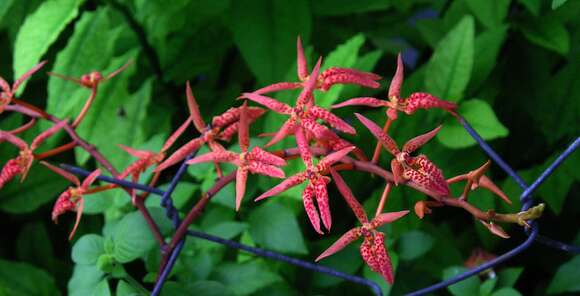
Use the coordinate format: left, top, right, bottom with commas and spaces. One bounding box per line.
40, 161, 80, 187
265, 118, 298, 147
318, 146, 355, 171
403, 92, 457, 114
332, 97, 388, 109
0, 159, 22, 189
297, 36, 308, 80
309, 106, 356, 134
162, 116, 192, 152
329, 169, 368, 224
355, 113, 400, 156
254, 173, 306, 201
296, 57, 322, 107
251, 82, 302, 96
235, 167, 248, 211
155, 138, 205, 172
118, 144, 152, 159
314, 177, 332, 231
404, 155, 450, 198
0, 130, 28, 150
388, 53, 404, 99
303, 183, 323, 234
295, 127, 313, 168
248, 162, 285, 178
402, 125, 442, 154
31, 119, 68, 150
186, 81, 207, 132
241, 92, 292, 114
371, 210, 409, 228
249, 146, 286, 166
186, 150, 238, 165
316, 227, 362, 261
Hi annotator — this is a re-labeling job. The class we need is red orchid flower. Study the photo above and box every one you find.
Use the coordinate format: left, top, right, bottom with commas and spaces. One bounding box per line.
356, 113, 449, 198
0, 120, 68, 189
41, 161, 100, 240
332, 53, 456, 119
316, 169, 408, 284
187, 102, 287, 210
0, 61, 47, 113
255, 142, 355, 234
48, 61, 132, 127
155, 82, 265, 173
251, 36, 381, 96
119, 115, 193, 179
446, 160, 511, 204
242, 58, 356, 148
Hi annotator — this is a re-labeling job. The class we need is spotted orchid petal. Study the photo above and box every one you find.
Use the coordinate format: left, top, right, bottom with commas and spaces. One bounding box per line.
324, 68, 382, 81
296, 57, 322, 107
391, 159, 404, 186
360, 232, 394, 284
155, 137, 205, 172
329, 169, 368, 224
248, 146, 286, 166
300, 117, 335, 141
51, 190, 74, 224
320, 67, 381, 91
211, 107, 240, 129
295, 127, 313, 168
402, 125, 442, 154
332, 97, 388, 109
355, 113, 400, 156
316, 227, 362, 261
0, 76, 10, 94
162, 116, 192, 152
371, 210, 409, 228
309, 106, 356, 134
265, 118, 298, 147
297, 36, 308, 80
403, 92, 457, 114
251, 82, 302, 96
235, 167, 248, 211
186, 150, 238, 165
31, 119, 68, 150
248, 162, 285, 178
314, 177, 332, 231
186, 81, 207, 132
404, 155, 450, 198
302, 184, 323, 234
254, 172, 307, 201
241, 92, 292, 115
388, 53, 404, 99
238, 102, 250, 153
318, 146, 355, 171
0, 159, 22, 189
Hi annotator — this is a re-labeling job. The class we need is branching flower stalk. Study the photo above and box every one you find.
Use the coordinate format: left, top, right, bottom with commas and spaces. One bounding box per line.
0, 37, 546, 288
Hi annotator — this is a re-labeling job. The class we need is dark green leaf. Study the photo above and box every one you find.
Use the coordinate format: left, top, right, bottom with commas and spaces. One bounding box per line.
497, 267, 523, 288
547, 255, 580, 294
465, 0, 510, 29
313, 0, 390, 16
492, 287, 522, 296
425, 15, 474, 102
520, 16, 570, 55
437, 99, 508, 148
470, 26, 508, 90
480, 278, 497, 296
552, 0, 570, 9
517, 0, 540, 15
443, 266, 481, 296
12, 0, 85, 94
0, 259, 60, 296
212, 260, 282, 296
398, 231, 435, 260
248, 202, 308, 254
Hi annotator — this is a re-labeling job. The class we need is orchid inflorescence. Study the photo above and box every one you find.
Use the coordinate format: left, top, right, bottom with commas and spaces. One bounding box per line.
0, 36, 545, 285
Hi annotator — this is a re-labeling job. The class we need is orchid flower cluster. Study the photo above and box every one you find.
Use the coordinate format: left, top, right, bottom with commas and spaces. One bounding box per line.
0, 37, 545, 285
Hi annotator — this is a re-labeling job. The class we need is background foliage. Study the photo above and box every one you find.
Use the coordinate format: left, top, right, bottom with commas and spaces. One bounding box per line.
0, 0, 579, 295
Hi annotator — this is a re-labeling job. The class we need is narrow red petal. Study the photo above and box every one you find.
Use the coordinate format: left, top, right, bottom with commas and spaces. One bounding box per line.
254, 173, 306, 201
403, 92, 457, 114
40, 161, 80, 186
355, 113, 400, 156
118, 144, 152, 159
238, 102, 250, 152
309, 106, 356, 134
265, 118, 297, 147
303, 184, 323, 234
155, 138, 205, 172
186, 81, 207, 132
402, 125, 442, 154
31, 119, 68, 150
332, 97, 388, 109
480, 220, 510, 239
241, 92, 292, 114
162, 116, 192, 152
329, 169, 368, 223
297, 36, 309, 80
372, 232, 395, 284
81, 169, 101, 189
300, 116, 335, 140
295, 127, 313, 168
388, 53, 404, 99
0, 130, 28, 150
248, 162, 285, 178
0, 159, 23, 189
251, 82, 303, 96
371, 210, 409, 229
479, 175, 512, 205
235, 168, 248, 211
318, 146, 355, 171
314, 178, 332, 231
316, 227, 362, 261
68, 198, 84, 240
296, 57, 322, 107
186, 150, 238, 165
249, 146, 286, 166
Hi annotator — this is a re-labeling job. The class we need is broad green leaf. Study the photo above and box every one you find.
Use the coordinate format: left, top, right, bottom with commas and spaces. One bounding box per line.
92, 279, 111, 296
437, 99, 508, 148
397, 231, 435, 260
248, 202, 308, 254
552, 0, 570, 9
13, 0, 85, 95
207, 221, 248, 239
116, 280, 137, 296
492, 287, 522, 296
187, 281, 233, 296
470, 26, 508, 90
0, 259, 60, 296
547, 255, 580, 293
480, 278, 497, 296
465, 0, 510, 29
312, 0, 390, 16
317, 33, 366, 107
0, 0, 15, 23
228, 0, 311, 84
16, 222, 55, 270
443, 266, 481, 296
520, 16, 570, 55
112, 211, 157, 263
72, 234, 105, 265
212, 260, 282, 296
68, 264, 105, 296
47, 8, 122, 120
0, 163, 67, 213
497, 267, 523, 288
425, 15, 474, 102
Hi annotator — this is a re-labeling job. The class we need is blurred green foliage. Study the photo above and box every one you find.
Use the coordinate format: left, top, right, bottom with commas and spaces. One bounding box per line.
0, 0, 578, 295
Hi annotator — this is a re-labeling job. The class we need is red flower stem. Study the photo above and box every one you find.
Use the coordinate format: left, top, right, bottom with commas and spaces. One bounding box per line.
371, 117, 392, 164
459, 178, 473, 201
374, 182, 392, 217
11, 99, 166, 246
8, 118, 37, 135
71, 87, 97, 128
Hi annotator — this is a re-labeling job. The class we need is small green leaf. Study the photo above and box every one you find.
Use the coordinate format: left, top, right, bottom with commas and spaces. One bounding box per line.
470, 26, 508, 90
96, 254, 115, 273
68, 264, 105, 296
116, 280, 137, 296
212, 260, 282, 296
93, 279, 111, 296
547, 255, 580, 294
552, 0, 570, 9
480, 278, 497, 296
72, 234, 105, 265
112, 211, 157, 263
497, 267, 523, 288
317, 33, 366, 107
425, 15, 474, 102
248, 202, 308, 254
492, 287, 522, 296
228, 0, 311, 84
13, 0, 85, 94
398, 231, 435, 261
520, 16, 570, 55
443, 266, 481, 296
437, 99, 508, 148
0, 259, 60, 296
517, 0, 540, 15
